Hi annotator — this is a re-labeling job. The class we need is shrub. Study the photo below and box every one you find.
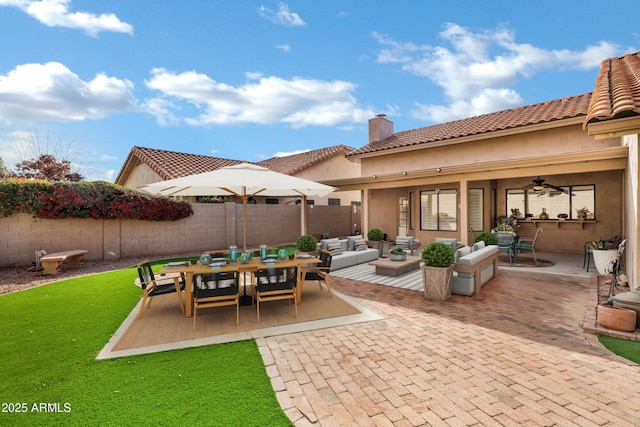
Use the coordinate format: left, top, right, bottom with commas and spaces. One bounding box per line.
389, 247, 405, 255
0, 179, 193, 221
367, 228, 384, 241
474, 231, 498, 246
296, 234, 318, 252
421, 242, 455, 267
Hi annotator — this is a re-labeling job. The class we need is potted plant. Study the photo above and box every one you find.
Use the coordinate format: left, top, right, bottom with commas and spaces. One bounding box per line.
389, 246, 407, 261
576, 207, 589, 221
474, 231, 498, 246
421, 242, 455, 300
591, 237, 618, 275
296, 234, 318, 255
366, 228, 385, 256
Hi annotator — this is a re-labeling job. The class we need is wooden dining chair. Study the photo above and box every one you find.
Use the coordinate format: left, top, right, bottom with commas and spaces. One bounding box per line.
302, 249, 333, 298
253, 266, 297, 322
193, 271, 240, 330
136, 260, 185, 319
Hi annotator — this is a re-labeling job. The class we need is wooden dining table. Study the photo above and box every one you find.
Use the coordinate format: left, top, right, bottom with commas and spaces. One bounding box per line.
159, 254, 320, 317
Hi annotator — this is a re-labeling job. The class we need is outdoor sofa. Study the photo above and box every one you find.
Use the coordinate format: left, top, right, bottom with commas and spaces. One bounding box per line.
319, 236, 380, 270
452, 241, 500, 296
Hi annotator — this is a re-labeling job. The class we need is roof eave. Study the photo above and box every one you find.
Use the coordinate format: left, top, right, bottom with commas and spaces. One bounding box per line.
347, 116, 586, 160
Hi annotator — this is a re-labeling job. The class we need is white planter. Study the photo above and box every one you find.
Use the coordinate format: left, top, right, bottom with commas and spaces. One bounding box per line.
389, 253, 406, 261
592, 249, 617, 275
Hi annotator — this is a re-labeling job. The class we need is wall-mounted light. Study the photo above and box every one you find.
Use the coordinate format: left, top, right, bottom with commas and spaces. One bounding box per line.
372, 175, 377, 179
435, 167, 442, 172
402, 172, 407, 176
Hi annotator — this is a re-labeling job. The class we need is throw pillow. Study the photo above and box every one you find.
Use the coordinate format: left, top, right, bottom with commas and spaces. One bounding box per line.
472, 241, 485, 252
321, 238, 339, 250
327, 241, 343, 255
355, 241, 368, 251
456, 246, 472, 262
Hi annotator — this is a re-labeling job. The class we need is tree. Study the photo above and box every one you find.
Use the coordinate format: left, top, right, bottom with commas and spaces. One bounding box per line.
14, 154, 84, 181
9, 128, 88, 181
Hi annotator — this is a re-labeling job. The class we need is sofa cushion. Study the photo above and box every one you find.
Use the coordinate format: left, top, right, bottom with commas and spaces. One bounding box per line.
456, 246, 472, 262
456, 245, 499, 264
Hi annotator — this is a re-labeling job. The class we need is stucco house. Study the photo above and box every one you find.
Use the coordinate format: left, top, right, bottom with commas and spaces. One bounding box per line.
114, 144, 359, 206
322, 50, 640, 288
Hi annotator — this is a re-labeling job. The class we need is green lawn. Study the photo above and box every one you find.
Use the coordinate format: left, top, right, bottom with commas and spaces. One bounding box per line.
0, 264, 292, 426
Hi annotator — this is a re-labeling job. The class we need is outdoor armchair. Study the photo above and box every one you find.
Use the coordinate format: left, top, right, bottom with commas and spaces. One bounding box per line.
302, 249, 333, 298
136, 260, 185, 319
193, 271, 240, 330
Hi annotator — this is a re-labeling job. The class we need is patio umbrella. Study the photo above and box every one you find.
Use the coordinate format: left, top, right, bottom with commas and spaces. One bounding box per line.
139, 162, 337, 250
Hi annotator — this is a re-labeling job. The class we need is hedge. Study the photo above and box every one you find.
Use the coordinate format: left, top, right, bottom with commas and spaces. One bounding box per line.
0, 179, 192, 221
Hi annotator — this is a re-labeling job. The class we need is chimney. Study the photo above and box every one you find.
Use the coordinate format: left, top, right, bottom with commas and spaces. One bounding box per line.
368, 114, 394, 143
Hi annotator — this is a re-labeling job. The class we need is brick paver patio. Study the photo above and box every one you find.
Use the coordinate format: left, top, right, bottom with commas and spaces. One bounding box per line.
258, 269, 640, 426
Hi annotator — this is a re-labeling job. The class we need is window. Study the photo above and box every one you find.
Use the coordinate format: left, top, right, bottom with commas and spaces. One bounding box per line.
468, 189, 484, 231
328, 198, 340, 206
420, 189, 458, 231
506, 184, 595, 219
265, 198, 279, 204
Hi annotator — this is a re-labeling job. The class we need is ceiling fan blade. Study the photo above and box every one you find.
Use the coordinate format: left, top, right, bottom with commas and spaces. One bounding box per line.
544, 183, 569, 193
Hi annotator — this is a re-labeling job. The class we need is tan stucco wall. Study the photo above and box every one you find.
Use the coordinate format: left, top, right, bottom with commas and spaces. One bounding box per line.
121, 162, 163, 192
359, 124, 619, 177
0, 203, 358, 266
294, 154, 361, 206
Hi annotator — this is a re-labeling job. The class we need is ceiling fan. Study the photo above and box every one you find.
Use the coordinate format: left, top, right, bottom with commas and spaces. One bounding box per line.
521, 176, 569, 194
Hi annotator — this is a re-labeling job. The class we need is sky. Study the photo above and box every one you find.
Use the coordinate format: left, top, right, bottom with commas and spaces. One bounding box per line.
0, 1, 638, 182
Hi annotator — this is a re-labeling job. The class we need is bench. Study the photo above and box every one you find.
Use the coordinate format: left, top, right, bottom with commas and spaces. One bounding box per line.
40, 250, 89, 275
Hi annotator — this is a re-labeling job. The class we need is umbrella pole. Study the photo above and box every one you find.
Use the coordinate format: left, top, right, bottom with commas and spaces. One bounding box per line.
239, 195, 252, 306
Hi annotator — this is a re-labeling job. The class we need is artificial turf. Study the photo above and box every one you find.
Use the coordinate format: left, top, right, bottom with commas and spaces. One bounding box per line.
0, 265, 293, 426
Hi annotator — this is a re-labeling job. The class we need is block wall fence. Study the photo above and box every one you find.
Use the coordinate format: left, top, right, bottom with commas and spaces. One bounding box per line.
0, 203, 361, 267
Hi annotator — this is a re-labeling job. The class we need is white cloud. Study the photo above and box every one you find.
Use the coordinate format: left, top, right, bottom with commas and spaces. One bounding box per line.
0, 0, 133, 36
374, 23, 625, 122
259, 2, 305, 26
143, 68, 374, 128
275, 44, 291, 52
0, 62, 135, 122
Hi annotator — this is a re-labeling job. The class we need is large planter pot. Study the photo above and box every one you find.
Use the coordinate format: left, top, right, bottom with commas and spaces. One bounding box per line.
592, 249, 618, 275
422, 265, 454, 301
597, 305, 637, 332
366, 240, 384, 257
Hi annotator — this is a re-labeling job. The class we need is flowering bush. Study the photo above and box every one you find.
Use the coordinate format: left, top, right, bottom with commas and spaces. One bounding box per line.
0, 179, 192, 221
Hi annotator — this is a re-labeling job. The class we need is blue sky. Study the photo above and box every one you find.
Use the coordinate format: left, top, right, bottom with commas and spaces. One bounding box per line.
0, 1, 638, 182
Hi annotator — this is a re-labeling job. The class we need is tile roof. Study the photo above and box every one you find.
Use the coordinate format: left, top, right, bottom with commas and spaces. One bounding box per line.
116, 146, 244, 183
348, 93, 592, 157
258, 145, 354, 175
584, 50, 640, 127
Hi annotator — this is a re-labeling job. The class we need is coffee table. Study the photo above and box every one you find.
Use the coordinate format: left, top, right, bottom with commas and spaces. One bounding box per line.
368, 255, 422, 277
